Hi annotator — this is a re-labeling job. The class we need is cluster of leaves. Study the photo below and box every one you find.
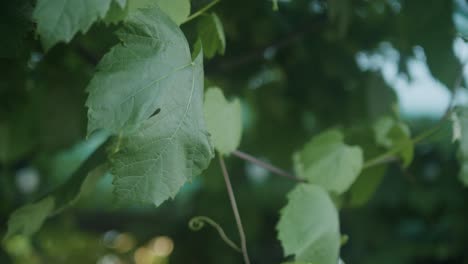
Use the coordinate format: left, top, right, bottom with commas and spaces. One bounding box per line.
2, 0, 468, 263
4, 0, 227, 234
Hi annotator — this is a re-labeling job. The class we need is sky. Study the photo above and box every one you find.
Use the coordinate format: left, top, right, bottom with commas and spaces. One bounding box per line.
356, 38, 468, 119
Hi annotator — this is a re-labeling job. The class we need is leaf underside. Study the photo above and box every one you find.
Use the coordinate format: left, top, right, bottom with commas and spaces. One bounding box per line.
293, 130, 363, 194
277, 184, 340, 264
86, 6, 213, 206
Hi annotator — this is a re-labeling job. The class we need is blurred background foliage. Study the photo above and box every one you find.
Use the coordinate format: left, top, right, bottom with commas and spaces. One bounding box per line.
2, 0, 468, 263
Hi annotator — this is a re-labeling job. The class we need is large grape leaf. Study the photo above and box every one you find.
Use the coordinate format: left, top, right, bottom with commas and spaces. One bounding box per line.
86, 7, 213, 206
277, 184, 340, 264
33, 0, 125, 50
204, 87, 242, 155
293, 130, 363, 194
197, 13, 226, 58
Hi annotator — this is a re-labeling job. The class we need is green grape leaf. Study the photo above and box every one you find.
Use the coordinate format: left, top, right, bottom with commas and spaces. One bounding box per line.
87, 7, 213, 206
33, 0, 124, 50
105, 0, 190, 25
373, 116, 414, 167
156, 0, 190, 25
204, 87, 242, 155
4, 164, 108, 241
348, 165, 386, 207
293, 130, 363, 194
197, 13, 226, 58
4, 197, 55, 241
104, 1, 129, 24
277, 184, 340, 264
453, 107, 468, 185
3, 133, 109, 240
87, 6, 199, 134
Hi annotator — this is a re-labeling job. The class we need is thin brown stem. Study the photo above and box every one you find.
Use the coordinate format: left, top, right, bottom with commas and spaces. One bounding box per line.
232, 150, 305, 183
218, 154, 251, 264
206, 16, 326, 73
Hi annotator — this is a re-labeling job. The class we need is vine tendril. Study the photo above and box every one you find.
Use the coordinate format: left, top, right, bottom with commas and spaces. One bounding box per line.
189, 216, 242, 253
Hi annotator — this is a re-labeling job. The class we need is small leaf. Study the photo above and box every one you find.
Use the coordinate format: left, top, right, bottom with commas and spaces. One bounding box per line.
4, 165, 108, 241
204, 87, 242, 155
272, 0, 279, 11
87, 7, 213, 206
105, 0, 190, 25
4, 197, 55, 241
277, 184, 340, 264
33, 0, 123, 50
156, 0, 190, 25
3, 132, 109, 240
197, 13, 226, 58
348, 165, 386, 207
293, 130, 363, 194
373, 116, 413, 167
104, 1, 128, 24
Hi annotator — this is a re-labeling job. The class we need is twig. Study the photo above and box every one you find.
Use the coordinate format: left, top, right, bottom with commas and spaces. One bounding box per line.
207, 16, 326, 73
363, 62, 466, 169
182, 0, 220, 24
218, 154, 251, 264
232, 150, 305, 183
189, 216, 242, 253
362, 154, 398, 169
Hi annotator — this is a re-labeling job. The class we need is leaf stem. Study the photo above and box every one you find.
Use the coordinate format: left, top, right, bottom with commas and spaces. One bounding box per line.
189, 216, 242, 253
362, 151, 398, 169
218, 154, 251, 264
183, 0, 221, 24
363, 107, 452, 169
232, 150, 305, 183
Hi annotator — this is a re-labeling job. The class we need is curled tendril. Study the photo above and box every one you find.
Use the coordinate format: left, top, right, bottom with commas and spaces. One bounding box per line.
188, 216, 242, 253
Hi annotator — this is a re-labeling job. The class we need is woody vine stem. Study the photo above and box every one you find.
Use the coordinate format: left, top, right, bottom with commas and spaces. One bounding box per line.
218, 154, 251, 264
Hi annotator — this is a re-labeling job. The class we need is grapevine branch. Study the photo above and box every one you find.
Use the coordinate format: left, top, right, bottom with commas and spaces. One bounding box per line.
232, 150, 305, 183
218, 154, 251, 264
